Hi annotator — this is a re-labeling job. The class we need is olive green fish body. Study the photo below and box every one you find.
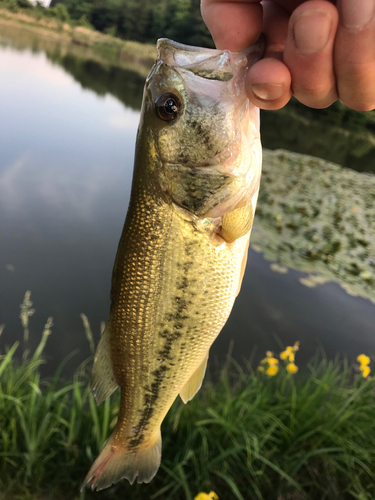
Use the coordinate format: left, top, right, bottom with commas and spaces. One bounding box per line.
110, 177, 249, 444
83, 37, 263, 491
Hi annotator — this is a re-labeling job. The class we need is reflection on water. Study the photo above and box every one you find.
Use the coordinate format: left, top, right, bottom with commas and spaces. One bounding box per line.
261, 108, 375, 173
1, 24, 375, 374
56, 55, 144, 111
0, 23, 145, 110
2, 24, 375, 173
0, 26, 139, 371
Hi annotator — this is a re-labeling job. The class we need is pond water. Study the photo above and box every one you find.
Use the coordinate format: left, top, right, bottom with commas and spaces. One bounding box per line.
1, 24, 375, 375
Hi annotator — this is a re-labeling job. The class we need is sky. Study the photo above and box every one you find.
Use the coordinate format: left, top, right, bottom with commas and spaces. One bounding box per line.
31, 0, 50, 5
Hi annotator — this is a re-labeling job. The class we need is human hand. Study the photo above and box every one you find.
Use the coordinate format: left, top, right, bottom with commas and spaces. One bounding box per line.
201, 0, 375, 111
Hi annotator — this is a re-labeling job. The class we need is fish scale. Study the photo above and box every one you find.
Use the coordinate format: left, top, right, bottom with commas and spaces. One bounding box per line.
82, 37, 263, 491
111, 180, 246, 447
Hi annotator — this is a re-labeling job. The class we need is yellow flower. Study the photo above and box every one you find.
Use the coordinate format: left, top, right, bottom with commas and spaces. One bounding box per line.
194, 492, 219, 500
279, 342, 300, 373
286, 363, 298, 374
361, 365, 371, 378
260, 351, 279, 366
280, 350, 295, 362
357, 354, 370, 366
268, 357, 279, 366
266, 365, 278, 376
280, 342, 299, 362
259, 349, 283, 374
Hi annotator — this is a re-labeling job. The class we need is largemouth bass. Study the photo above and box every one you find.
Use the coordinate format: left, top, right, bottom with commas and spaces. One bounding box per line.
82, 38, 263, 491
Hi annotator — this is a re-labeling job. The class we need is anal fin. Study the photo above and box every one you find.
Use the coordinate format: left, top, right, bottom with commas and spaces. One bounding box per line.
180, 351, 209, 404
90, 322, 119, 405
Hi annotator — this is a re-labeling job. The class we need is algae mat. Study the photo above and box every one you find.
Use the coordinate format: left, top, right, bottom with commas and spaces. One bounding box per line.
253, 149, 375, 303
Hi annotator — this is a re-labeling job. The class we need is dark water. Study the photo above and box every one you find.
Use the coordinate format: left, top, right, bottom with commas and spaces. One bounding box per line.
1, 25, 375, 375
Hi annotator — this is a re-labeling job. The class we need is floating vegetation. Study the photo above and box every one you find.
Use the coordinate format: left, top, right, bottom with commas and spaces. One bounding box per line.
253, 150, 375, 302
270, 263, 289, 274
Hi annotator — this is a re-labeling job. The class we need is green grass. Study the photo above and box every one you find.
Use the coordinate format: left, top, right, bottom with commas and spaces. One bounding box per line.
1, 293, 375, 500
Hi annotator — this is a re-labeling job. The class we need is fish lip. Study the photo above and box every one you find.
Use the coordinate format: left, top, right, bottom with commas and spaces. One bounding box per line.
156, 37, 265, 75
155, 38, 248, 83
156, 38, 234, 64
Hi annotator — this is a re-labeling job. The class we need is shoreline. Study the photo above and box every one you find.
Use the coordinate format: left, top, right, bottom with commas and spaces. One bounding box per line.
0, 9, 156, 77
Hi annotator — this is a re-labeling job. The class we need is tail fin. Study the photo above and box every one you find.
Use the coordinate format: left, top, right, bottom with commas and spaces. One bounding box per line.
81, 430, 162, 490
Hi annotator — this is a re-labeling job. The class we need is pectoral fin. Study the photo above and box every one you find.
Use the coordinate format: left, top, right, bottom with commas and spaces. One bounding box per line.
90, 322, 119, 405
220, 201, 253, 243
180, 352, 209, 404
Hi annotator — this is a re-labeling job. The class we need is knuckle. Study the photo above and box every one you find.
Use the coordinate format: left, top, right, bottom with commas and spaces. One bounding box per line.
293, 79, 332, 96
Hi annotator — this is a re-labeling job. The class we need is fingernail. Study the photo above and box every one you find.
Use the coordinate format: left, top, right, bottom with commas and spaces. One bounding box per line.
251, 83, 284, 101
340, 0, 375, 30
293, 10, 331, 55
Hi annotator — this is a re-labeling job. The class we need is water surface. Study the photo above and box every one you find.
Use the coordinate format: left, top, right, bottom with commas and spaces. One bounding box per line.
1, 25, 375, 374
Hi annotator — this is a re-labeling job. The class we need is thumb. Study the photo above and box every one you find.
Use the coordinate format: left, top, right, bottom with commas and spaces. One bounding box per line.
201, 0, 263, 51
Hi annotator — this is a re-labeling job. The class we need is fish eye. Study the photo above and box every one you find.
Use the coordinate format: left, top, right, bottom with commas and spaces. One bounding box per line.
155, 93, 181, 121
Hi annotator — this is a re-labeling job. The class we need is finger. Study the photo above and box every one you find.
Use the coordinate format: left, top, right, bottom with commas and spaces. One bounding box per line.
201, 0, 263, 51
335, 0, 375, 111
262, 0, 289, 60
284, 0, 339, 108
246, 58, 292, 109
246, 1, 292, 109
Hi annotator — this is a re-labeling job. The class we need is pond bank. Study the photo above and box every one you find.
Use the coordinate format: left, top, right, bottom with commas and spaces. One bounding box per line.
1, 315, 375, 500
0, 9, 155, 77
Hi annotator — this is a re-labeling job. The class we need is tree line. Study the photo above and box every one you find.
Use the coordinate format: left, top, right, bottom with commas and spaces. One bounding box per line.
48, 0, 215, 48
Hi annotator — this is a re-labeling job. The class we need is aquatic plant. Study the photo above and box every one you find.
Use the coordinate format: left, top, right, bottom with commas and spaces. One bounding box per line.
253, 149, 375, 303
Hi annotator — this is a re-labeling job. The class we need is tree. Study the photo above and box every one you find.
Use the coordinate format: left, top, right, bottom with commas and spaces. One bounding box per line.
52, 3, 70, 21
48, 0, 214, 47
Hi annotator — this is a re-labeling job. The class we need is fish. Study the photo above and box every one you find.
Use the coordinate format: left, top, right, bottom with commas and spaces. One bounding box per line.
82, 37, 263, 491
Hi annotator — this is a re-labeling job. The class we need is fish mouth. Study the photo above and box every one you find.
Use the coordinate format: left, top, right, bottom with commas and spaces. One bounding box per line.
156, 38, 264, 82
